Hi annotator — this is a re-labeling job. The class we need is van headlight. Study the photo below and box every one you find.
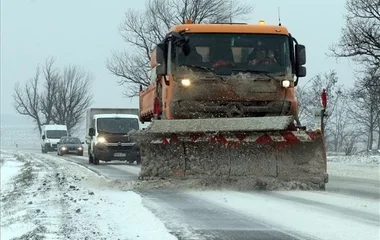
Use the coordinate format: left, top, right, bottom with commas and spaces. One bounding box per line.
180, 79, 191, 87
282, 80, 291, 88
97, 137, 107, 143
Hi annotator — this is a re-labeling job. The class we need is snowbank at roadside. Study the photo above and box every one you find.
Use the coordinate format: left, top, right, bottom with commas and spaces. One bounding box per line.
0, 151, 24, 189
327, 154, 380, 165
0, 151, 177, 240
327, 162, 379, 180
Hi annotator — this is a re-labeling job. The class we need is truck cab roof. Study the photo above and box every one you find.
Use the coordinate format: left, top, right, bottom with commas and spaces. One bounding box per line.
93, 114, 139, 119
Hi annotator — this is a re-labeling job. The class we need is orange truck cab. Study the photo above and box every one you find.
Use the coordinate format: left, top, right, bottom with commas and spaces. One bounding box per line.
139, 20, 307, 125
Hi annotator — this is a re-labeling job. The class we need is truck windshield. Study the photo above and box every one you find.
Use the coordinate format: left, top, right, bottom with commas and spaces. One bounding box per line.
97, 118, 139, 134
174, 33, 291, 75
46, 130, 67, 139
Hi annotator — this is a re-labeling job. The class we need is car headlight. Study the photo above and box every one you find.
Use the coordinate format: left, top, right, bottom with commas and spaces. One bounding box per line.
180, 79, 191, 87
97, 137, 107, 143
78, 147, 83, 150
61, 147, 67, 151
282, 80, 291, 88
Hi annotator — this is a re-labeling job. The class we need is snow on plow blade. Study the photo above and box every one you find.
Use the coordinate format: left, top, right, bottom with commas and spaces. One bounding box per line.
131, 116, 328, 190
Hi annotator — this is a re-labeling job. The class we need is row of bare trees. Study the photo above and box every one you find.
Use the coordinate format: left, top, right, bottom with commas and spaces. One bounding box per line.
297, 0, 380, 154
13, 57, 94, 135
297, 68, 379, 155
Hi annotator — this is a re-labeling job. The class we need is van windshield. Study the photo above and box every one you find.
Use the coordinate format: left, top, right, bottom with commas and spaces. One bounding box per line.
97, 118, 139, 134
46, 130, 67, 139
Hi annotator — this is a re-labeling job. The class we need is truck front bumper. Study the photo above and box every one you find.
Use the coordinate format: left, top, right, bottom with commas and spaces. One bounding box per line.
94, 143, 141, 162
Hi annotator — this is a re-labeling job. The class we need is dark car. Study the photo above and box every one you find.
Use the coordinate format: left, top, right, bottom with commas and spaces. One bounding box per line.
57, 137, 84, 156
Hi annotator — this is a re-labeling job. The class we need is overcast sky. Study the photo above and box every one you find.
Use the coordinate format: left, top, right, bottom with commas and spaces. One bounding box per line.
1, 0, 355, 120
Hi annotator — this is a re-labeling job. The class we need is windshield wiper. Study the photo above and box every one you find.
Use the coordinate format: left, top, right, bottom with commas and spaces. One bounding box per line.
232, 69, 279, 81
178, 64, 225, 81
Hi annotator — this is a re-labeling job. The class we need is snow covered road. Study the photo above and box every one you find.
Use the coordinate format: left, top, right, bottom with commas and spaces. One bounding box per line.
1, 148, 379, 240
0, 150, 177, 240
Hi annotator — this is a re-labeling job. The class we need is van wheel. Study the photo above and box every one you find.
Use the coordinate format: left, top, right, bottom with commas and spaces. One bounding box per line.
42, 147, 47, 153
89, 154, 94, 164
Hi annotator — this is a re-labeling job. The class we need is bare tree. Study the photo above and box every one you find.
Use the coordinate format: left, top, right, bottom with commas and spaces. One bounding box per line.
40, 57, 60, 125
12, 67, 44, 134
327, 89, 364, 154
329, 0, 380, 67
347, 66, 380, 151
12, 58, 94, 135
52, 65, 94, 134
296, 70, 343, 129
106, 0, 254, 97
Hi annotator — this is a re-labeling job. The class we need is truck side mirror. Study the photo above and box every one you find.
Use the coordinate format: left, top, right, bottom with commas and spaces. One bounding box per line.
156, 42, 167, 76
295, 44, 306, 66
42, 135, 46, 140
89, 127, 95, 137
296, 66, 306, 77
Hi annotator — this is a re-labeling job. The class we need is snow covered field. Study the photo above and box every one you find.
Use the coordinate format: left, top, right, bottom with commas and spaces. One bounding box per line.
0, 150, 177, 240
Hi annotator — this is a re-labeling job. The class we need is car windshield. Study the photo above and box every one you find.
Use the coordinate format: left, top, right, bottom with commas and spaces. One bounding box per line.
97, 117, 139, 134
62, 138, 81, 144
46, 130, 67, 139
173, 33, 291, 75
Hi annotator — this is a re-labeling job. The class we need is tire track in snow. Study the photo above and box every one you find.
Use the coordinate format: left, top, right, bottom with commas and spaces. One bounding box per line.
326, 175, 380, 200
139, 190, 315, 240
261, 192, 379, 226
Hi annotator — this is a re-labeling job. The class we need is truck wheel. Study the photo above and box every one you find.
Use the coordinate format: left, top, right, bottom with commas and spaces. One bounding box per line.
93, 154, 100, 165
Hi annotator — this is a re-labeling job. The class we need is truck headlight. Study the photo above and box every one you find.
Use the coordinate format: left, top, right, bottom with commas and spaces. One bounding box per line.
97, 137, 107, 143
181, 79, 191, 87
282, 80, 291, 88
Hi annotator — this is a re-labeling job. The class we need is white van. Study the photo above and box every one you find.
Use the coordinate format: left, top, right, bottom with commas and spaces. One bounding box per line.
41, 124, 68, 153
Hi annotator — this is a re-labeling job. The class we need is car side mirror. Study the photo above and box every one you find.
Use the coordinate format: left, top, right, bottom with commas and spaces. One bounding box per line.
295, 44, 306, 66
89, 128, 95, 137
156, 42, 167, 76
42, 135, 46, 140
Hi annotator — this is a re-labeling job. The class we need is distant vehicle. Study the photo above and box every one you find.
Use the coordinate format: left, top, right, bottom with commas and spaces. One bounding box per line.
41, 124, 68, 153
57, 136, 84, 156
85, 108, 142, 165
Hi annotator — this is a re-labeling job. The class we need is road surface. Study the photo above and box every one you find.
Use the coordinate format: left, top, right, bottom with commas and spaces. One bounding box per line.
9, 148, 380, 240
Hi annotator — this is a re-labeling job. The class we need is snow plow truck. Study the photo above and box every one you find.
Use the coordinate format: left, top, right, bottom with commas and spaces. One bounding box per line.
130, 19, 329, 190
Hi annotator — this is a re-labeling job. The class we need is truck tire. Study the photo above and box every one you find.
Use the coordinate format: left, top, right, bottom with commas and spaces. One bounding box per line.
89, 154, 94, 164
93, 153, 99, 165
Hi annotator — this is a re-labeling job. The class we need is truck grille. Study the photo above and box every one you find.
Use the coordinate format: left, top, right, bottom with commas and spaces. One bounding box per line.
107, 146, 134, 151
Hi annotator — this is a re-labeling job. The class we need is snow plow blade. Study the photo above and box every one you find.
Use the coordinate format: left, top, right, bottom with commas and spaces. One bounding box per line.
131, 116, 328, 190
